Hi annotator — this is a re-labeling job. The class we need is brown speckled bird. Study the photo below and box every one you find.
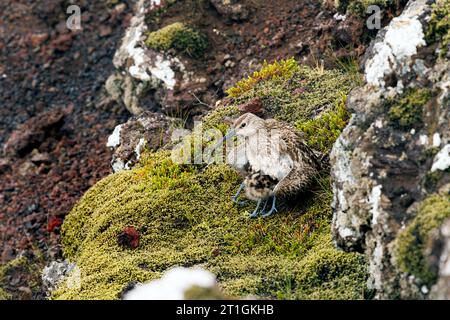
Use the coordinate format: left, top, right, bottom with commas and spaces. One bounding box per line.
217, 112, 321, 217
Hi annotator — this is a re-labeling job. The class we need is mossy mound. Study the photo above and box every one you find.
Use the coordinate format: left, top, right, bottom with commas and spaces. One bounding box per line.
395, 194, 450, 285
56, 60, 367, 300
145, 22, 208, 58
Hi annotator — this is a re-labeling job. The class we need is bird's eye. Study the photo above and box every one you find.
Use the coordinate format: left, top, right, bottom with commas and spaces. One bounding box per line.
241, 123, 246, 128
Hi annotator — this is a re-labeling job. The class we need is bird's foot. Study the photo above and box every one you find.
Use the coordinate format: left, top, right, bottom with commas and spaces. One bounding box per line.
248, 210, 259, 218
247, 199, 270, 218
260, 196, 278, 218
260, 206, 278, 218
232, 182, 246, 205
247, 199, 262, 218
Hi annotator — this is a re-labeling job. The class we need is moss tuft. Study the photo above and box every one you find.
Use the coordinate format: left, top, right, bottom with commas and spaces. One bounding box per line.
56, 58, 366, 300
0, 288, 10, 300
426, 0, 450, 58
332, 0, 398, 15
296, 93, 350, 154
395, 194, 450, 285
145, 22, 208, 58
226, 58, 300, 98
388, 88, 431, 130
227, 59, 355, 125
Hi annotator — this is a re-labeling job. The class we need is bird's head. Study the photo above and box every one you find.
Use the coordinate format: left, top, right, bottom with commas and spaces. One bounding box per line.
231, 113, 265, 138
207, 113, 264, 165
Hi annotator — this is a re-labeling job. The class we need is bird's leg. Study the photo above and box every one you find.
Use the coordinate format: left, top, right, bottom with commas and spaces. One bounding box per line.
261, 196, 278, 218
260, 198, 269, 212
232, 182, 245, 204
248, 199, 262, 218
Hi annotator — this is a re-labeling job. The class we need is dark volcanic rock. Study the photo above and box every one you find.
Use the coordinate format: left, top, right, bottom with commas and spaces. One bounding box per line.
3, 106, 71, 158
209, 0, 250, 21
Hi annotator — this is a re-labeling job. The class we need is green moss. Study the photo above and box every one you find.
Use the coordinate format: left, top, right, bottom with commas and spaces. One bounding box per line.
145, 22, 208, 58
333, 0, 397, 15
388, 88, 431, 129
56, 58, 366, 300
395, 194, 450, 285
226, 58, 300, 98
227, 59, 355, 125
0, 288, 10, 300
296, 93, 350, 154
426, 0, 450, 58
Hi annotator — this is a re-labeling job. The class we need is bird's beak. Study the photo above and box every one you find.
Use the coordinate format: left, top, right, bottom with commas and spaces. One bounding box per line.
223, 116, 235, 125
211, 129, 236, 152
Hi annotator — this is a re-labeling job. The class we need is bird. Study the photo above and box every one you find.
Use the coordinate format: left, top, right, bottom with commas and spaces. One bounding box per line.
243, 172, 279, 218
214, 112, 322, 217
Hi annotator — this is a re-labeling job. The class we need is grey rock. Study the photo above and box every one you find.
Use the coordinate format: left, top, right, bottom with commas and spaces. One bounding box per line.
330, 0, 450, 299
107, 0, 211, 116
209, 0, 249, 21
42, 260, 77, 292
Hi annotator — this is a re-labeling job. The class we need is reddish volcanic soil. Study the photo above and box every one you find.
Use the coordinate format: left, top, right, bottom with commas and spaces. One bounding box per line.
0, 0, 132, 298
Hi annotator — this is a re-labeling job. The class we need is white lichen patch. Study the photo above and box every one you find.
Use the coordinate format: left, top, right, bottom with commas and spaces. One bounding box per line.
149, 0, 162, 10
111, 158, 126, 173
148, 55, 179, 90
134, 138, 146, 161
433, 133, 441, 147
368, 239, 384, 291
431, 144, 450, 172
333, 13, 346, 21
370, 185, 382, 225
106, 124, 122, 148
338, 227, 356, 239
419, 134, 429, 145
123, 267, 217, 300
365, 0, 428, 88
113, 0, 183, 90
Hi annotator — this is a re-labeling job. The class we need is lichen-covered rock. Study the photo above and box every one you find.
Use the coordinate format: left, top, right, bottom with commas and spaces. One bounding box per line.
55, 60, 368, 300
107, 0, 211, 115
42, 260, 77, 292
106, 111, 177, 173
0, 255, 44, 300
331, 0, 450, 299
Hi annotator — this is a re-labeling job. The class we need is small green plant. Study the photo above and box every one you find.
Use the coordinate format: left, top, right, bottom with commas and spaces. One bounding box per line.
388, 88, 431, 129
426, 0, 450, 58
226, 58, 300, 98
146, 22, 208, 58
395, 194, 450, 285
335, 0, 395, 15
296, 93, 350, 154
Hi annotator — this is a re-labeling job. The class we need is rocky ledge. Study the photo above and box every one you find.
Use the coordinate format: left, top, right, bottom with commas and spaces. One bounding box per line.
331, 0, 449, 299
